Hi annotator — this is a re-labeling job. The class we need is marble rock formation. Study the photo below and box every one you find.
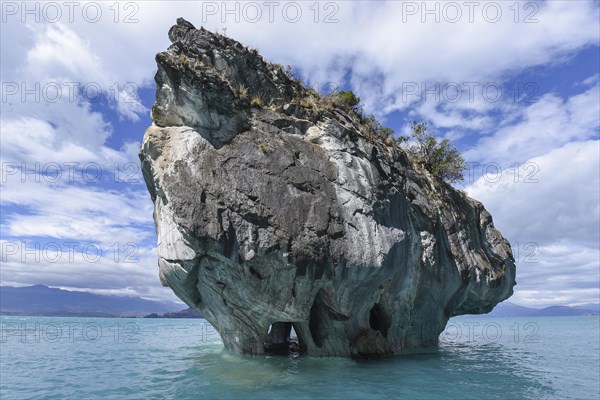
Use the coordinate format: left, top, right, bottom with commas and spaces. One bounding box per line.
140, 18, 516, 358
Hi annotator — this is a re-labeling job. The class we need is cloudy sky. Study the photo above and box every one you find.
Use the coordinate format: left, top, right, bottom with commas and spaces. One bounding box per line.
1, 1, 598, 307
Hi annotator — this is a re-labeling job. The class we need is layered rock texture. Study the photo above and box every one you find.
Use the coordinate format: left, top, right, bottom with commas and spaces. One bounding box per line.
141, 18, 516, 358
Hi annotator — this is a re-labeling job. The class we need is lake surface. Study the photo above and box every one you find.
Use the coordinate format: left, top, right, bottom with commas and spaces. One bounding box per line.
1, 316, 598, 399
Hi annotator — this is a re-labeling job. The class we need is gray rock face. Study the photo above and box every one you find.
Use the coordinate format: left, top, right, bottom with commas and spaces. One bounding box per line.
141, 18, 516, 358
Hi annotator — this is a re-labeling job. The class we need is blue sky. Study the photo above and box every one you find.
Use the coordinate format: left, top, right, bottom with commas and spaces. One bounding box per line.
1, 1, 598, 307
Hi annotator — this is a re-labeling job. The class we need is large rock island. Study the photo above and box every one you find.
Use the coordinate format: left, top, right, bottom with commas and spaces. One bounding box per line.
140, 18, 516, 358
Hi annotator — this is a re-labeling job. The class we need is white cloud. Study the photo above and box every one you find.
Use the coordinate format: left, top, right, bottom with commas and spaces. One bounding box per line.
467, 140, 599, 245
466, 140, 600, 306
25, 23, 105, 82
412, 99, 495, 131
3, 22, 148, 122
1, 114, 110, 163
4, 2, 598, 111
0, 241, 178, 302
1, 177, 152, 245
463, 81, 600, 165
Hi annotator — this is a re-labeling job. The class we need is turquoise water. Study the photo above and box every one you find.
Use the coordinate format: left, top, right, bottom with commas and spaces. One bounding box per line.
1, 316, 598, 399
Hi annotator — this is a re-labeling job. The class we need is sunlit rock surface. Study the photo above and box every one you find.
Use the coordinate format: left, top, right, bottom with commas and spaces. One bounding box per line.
141, 18, 516, 358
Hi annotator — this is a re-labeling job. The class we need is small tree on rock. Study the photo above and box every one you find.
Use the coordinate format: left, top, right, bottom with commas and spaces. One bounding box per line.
406, 121, 466, 184
334, 90, 361, 112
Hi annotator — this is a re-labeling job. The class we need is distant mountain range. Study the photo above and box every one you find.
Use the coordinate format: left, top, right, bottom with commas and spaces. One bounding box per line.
0, 285, 183, 317
144, 308, 202, 318
0, 285, 597, 318
470, 301, 599, 317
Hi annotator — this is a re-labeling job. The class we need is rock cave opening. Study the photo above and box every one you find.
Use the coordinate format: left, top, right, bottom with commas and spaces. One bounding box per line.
369, 303, 391, 338
264, 321, 304, 356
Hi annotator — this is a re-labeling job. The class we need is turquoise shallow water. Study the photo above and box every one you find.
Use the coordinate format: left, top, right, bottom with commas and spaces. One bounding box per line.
1, 316, 598, 399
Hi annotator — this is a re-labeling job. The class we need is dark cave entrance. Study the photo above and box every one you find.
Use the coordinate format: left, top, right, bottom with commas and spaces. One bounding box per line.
369, 303, 391, 338
264, 322, 304, 356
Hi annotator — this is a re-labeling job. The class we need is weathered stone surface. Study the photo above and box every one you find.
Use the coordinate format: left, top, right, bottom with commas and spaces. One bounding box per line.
140, 18, 516, 358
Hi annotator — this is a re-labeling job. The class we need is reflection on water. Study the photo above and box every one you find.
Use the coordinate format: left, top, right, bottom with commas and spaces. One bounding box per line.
190, 347, 356, 389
